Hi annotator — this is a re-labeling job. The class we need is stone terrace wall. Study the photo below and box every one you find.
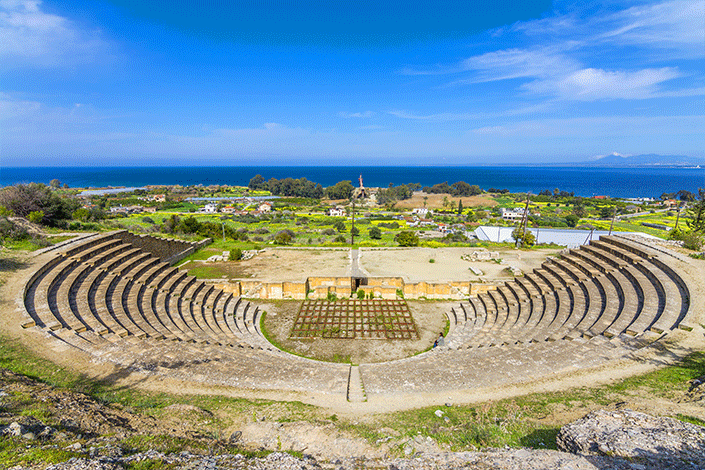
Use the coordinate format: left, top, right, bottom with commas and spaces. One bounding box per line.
113, 231, 211, 265
207, 276, 500, 300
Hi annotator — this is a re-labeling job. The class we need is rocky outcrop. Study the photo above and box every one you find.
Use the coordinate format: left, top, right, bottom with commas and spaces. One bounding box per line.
557, 409, 705, 469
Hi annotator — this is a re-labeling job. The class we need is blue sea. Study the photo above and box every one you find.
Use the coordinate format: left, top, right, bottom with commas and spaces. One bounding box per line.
1, 166, 703, 199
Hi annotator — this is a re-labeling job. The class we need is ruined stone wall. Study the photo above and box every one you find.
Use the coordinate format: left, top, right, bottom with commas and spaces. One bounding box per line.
114, 231, 211, 265
213, 276, 499, 300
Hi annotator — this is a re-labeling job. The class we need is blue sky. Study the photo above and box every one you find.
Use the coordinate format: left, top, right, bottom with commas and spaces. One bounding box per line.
1, 0, 703, 166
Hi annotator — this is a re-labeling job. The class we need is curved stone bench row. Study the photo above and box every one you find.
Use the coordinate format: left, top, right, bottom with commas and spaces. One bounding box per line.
23, 232, 268, 352
445, 236, 689, 350
21, 231, 698, 399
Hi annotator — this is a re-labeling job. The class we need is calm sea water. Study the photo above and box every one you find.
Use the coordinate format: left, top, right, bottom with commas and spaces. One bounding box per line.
1, 166, 703, 199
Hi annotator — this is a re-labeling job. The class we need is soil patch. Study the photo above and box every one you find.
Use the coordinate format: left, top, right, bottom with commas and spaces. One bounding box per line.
189, 248, 351, 282
359, 246, 561, 282
393, 193, 498, 210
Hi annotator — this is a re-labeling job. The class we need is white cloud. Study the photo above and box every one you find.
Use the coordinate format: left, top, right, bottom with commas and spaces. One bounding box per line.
404, 1, 703, 102
387, 110, 480, 121
597, 0, 705, 57
338, 111, 374, 118
0, 0, 110, 67
524, 66, 682, 100
459, 48, 580, 83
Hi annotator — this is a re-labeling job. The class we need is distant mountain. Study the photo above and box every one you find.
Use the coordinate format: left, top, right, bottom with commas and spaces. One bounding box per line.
583, 153, 705, 167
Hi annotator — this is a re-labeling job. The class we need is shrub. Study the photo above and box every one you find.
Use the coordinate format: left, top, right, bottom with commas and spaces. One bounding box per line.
357, 289, 365, 300
395, 231, 419, 247
28, 210, 45, 224
273, 231, 293, 245
368, 226, 382, 239
511, 227, 535, 247
682, 232, 704, 251
322, 228, 336, 236
333, 235, 347, 243
0, 217, 28, 241
229, 248, 243, 261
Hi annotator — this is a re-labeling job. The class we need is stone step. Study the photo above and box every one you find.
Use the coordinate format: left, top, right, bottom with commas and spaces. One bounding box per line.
347, 365, 367, 403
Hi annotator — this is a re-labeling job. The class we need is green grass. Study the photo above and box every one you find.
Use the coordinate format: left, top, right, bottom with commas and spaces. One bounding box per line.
0, 439, 82, 468
1, 239, 48, 251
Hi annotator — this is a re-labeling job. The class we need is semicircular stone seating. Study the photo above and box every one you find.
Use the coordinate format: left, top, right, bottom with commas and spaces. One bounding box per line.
21, 231, 698, 401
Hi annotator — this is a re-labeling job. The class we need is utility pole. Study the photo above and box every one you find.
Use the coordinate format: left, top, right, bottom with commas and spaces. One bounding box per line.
608, 206, 617, 236
675, 203, 683, 229
351, 198, 355, 245
517, 192, 531, 248
221, 221, 225, 242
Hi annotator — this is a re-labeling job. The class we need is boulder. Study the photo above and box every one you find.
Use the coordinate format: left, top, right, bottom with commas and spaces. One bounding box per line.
557, 409, 705, 469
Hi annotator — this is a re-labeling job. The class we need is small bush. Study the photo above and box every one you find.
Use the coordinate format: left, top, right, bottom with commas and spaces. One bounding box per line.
27, 210, 44, 224
230, 248, 243, 261
357, 289, 365, 299
683, 232, 704, 251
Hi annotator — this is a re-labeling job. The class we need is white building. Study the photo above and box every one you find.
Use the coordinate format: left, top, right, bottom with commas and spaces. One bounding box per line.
412, 207, 429, 217
501, 208, 526, 221
204, 203, 218, 213
328, 206, 345, 217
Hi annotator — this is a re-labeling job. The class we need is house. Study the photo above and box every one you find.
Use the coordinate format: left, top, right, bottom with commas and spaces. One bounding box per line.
258, 202, 273, 212
501, 208, 526, 221
412, 207, 429, 217
110, 206, 129, 214
203, 203, 218, 213
663, 199, 679, 208
418, 218, 435, 227
437, 223, 449, 233
328, 206, 345, 217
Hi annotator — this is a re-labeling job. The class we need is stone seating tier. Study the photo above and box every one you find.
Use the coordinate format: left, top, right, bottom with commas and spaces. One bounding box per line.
20, 231, 695, 400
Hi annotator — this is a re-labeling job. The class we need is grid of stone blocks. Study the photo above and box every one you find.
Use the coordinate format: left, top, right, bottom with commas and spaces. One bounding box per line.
290, 299, 419, 340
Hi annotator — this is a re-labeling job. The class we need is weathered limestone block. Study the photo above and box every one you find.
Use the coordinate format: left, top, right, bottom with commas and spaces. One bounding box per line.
557, 409, 705, 469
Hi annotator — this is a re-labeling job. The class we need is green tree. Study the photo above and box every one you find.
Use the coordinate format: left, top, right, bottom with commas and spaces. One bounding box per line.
572, 204, 587, 218
395, 231, 419, 247
50, 179, 61, 189
599, 206, 614, 219
325, 180, 354, 200
565, 214, 579, 227
686, 188, 705, 232
457, 199, 463, 215
368, 226, 382, 239
350, 226, 359, 236
248, 174, 266, 190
